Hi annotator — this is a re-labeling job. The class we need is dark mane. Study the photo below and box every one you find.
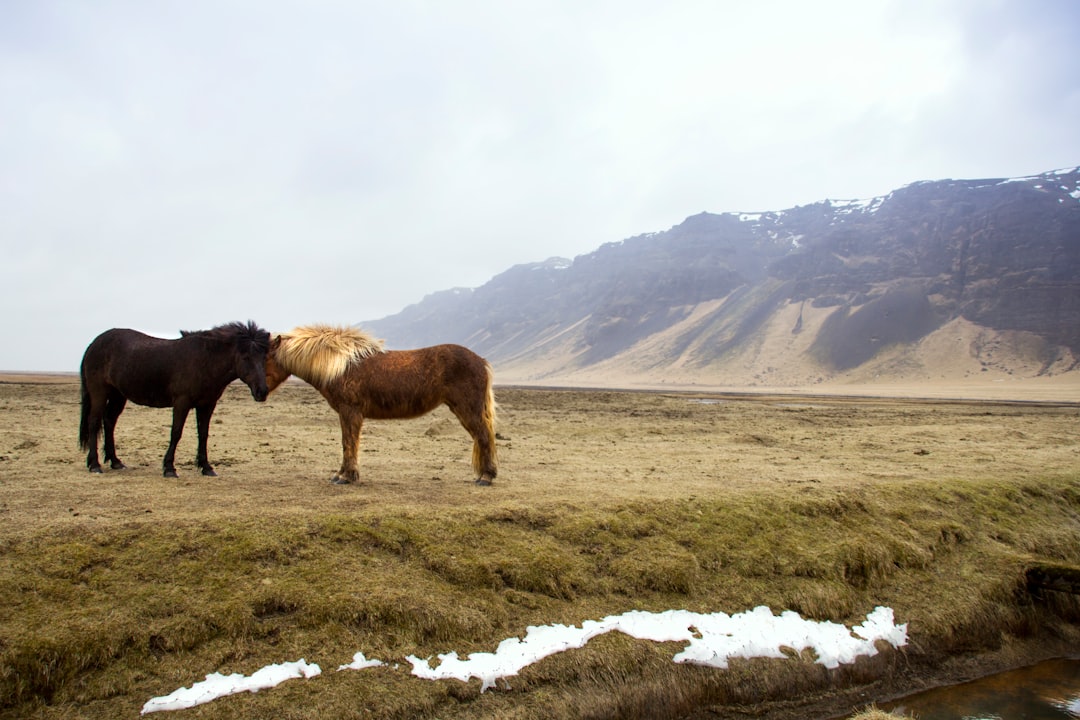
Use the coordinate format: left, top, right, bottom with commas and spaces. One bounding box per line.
181, 321, 271, 353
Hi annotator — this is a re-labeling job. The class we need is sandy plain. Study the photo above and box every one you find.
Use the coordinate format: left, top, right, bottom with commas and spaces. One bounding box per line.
4, 374, 1078, 536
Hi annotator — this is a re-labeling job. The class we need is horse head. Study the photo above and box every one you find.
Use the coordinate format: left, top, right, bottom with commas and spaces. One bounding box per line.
230, 321, 271, 402
264, 335, 292, 394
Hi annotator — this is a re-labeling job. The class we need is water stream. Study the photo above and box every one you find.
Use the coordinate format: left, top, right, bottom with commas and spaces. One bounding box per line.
878, 658, 1080, 719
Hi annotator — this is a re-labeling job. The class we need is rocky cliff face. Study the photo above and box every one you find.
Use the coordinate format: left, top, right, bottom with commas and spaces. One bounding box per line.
366, 167, 1080, 386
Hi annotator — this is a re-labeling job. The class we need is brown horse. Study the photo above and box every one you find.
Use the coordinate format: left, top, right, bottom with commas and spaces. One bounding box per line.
265, 325, 498, 485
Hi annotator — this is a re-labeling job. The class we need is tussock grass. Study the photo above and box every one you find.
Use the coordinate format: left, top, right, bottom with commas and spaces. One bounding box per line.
3, 477, 1079, 718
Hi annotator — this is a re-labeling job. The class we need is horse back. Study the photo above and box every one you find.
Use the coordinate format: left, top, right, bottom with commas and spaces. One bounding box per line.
81, 329, 232, 408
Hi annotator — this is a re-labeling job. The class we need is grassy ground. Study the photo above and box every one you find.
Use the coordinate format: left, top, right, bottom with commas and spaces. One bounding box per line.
1, 380, 1078, 718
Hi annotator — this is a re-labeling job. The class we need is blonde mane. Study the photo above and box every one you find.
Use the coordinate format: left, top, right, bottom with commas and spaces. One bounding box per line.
273, 324, 385, 386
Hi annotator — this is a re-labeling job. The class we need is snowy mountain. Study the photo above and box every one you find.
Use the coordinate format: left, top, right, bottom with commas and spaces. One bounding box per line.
365, 167, 1080, 388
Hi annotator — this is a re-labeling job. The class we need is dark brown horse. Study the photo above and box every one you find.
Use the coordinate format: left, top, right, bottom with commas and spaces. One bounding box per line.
265, 324, 498, 485
79, 321, 271, 477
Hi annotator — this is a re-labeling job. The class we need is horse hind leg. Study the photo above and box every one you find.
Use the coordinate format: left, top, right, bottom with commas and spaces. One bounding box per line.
102, 389, 127, 470
471, 429, 498, 486
449, 395, 498, 486
81, 389, 106, 473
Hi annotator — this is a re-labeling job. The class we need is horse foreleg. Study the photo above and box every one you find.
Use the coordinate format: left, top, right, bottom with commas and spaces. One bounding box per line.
163, 404, 191, 478
332, 406, 364, 485
194, 404, 217, 476
102, 390, 127, 470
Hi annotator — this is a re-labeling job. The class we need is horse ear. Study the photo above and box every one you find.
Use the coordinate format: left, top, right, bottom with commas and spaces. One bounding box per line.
270, 335, 282, 351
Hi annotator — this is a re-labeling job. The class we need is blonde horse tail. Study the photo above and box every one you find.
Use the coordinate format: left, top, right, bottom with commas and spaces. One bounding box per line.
472, 361, 498, 479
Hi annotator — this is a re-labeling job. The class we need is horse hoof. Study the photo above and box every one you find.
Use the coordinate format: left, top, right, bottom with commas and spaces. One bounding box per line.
89, 466, 103, 474
331, 476, 352, 485
110, 461, 127, 470
164, 469, 179, 478
201, 468, 218, 477
474, 478, 493, 487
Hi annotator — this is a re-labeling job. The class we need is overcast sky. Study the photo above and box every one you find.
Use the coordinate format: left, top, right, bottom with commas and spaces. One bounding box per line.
2, 1, 1079, 371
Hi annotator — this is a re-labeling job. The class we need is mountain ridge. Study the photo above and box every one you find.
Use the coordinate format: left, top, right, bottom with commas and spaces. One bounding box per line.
365, 167, 1080, 392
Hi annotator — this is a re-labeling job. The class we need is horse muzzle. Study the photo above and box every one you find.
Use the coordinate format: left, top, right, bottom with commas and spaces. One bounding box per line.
252, 385, 269, 402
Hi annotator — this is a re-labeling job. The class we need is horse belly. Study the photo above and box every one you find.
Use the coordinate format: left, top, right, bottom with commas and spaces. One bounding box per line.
105, 362, 179, 408
342, 376, 441, 420
353, 384, 439, 419
114, 385, 174, 408
365, 399, 437, 420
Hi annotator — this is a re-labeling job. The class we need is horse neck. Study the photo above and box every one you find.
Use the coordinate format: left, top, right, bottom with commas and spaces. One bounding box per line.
286, 364, 324, 389
187, 336, 244, 384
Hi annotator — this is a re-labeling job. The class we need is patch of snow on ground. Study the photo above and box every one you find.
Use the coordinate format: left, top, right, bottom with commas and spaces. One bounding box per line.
142, 606, 907, 711
409, 606, 906, 691
141, 659, 321, 714
338, 652, 385, 671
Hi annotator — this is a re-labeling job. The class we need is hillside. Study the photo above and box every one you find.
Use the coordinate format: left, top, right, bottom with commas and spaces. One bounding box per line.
365, 167, 1080, 396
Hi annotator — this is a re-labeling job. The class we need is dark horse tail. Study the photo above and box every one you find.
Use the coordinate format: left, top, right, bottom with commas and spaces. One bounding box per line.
79, 363, 93, 451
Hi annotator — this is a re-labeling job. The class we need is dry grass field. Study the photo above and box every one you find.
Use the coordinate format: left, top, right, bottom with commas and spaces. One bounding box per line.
1, 376, 1079, 719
